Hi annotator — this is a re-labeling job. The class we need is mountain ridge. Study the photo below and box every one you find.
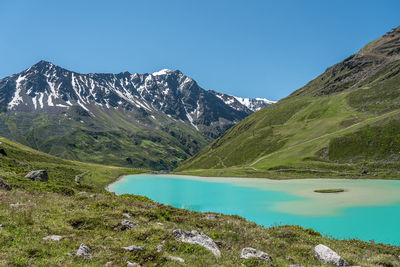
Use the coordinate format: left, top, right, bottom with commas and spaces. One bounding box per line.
0, 61, 273, 170
177, 26, 400, 178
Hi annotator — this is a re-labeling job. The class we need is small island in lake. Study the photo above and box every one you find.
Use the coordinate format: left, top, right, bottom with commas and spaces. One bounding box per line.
314, 188, 346, 193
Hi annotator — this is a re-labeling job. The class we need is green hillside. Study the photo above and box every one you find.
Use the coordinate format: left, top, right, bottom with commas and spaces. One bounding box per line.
0, 105, 210, 171
177, 26, 400, 178
1, 137, 399, 266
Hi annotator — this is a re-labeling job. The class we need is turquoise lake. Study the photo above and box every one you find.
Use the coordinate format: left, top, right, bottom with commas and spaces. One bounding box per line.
107, 174, 400, 245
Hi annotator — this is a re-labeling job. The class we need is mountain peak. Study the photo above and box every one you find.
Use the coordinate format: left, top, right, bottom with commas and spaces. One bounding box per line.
152, 69, 179, 76
33, 60, 55, 67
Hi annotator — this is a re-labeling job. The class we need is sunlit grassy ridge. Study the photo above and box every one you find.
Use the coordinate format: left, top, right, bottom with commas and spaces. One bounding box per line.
0, 136, 399, 266
177, 27, 400, 179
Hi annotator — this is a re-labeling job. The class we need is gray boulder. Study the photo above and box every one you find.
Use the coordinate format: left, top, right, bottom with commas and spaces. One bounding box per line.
43, 235, 63, 241
168, 255, 185, 263
313, 244, 348, 266
241, 247, 272, 261
173, 229, 220, 257
121, 245, 143, 251
0, 180, 11, 191
156, 244, 164, 252
76, 243, 92, 259
25, 170, 48, 182
127, 262, 141, 266
121, 220, 138, 230
205, 214, 217, 220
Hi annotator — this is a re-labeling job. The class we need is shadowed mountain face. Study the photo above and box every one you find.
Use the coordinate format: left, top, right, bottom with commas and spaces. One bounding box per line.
178, 26, 400, 177
0, 62, 273, 170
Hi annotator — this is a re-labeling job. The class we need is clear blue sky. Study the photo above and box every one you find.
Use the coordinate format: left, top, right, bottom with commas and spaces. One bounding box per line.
1, 0, 399, 100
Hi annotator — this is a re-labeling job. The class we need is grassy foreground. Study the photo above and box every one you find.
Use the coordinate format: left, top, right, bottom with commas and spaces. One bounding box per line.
0, 136, 400, 266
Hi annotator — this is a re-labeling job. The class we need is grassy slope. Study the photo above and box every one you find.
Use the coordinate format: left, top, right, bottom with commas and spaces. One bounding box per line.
0, 103, 211, 171
177, 27, 400, 179
0, 137, 399, 266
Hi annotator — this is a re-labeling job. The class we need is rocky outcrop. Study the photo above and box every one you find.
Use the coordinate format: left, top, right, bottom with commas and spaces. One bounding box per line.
43, 235, 63, 241
0, 180, 11, 191
313, 244, 348, 266
240, 247, 272, 261
121, 220, 138, 230
76, 243, 92, 259
173, 229, 220, 257
25, 170, 48, 182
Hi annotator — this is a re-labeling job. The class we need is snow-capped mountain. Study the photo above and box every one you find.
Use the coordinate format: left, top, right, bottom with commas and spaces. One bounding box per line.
0, 61, 274, 170
0, 61, 273, 129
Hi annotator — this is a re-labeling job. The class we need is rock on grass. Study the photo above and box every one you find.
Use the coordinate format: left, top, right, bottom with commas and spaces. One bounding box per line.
121, 245, 143, 251
0, 180, 11, 191
168, 255, 185, 263
121, 220, 138, 230
25, 170, 48, 182
313, 244, 348, 266
76, 243, 92, 259
43, 235, 63, 241
241, 247, 272, 261
173, 229, 221, 257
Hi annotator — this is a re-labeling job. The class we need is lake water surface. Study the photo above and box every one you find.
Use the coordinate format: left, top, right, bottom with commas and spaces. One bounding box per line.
107, 174, 400, 245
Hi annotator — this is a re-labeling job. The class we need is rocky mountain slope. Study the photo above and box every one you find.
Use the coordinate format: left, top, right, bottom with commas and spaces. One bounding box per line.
0, 137, 398, 266
0, 62, 273, 170
177, 26, 400, 178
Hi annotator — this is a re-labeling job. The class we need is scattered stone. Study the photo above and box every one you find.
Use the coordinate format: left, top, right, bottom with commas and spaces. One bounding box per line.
76, 243, 92, 259
25, 170, 48, 182
105, 261, 113, 266
43, 235, 63, 241
289, 265, 304, 267
156, 245, 164, 252
205, 213, 217, 220
122, 213, 131, 218
241, 247, 272, 261
77, 191, 89, 196
173, 229, 221, 257
9, 202, 22, 208
168, 255, 185, 263
121, 220, 138, 230
89, 194, 96, 198
127, 261, 141, 267
156, 222, 164, 226
0, 180, 12, 191
121, 245, 143, 251
0, 224, 3, 228
0, 148, 7, 156
66, 253, 73, 257
313, 244, 348, 266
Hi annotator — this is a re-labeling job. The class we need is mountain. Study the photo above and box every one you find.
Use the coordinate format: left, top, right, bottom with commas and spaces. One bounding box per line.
0, 62, 273, 170
177, 26, 400, 178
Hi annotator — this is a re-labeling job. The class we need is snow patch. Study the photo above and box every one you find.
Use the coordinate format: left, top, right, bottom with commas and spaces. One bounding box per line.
8, 75, 26, 110
152, 69, 173, 76
38, 93, 44, 109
